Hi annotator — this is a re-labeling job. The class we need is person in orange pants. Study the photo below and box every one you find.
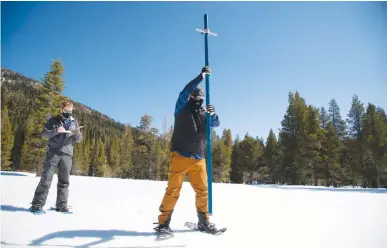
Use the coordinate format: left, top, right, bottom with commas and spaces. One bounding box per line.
154, 66, 220, 235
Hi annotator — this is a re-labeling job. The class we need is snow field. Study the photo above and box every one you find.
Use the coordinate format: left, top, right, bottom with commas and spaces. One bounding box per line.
1, 171, 387, 248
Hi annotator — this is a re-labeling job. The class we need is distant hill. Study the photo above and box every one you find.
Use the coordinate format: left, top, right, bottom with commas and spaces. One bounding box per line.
1, 68, 124, 126
1, 68, 126, 172
1, 67, 173, 180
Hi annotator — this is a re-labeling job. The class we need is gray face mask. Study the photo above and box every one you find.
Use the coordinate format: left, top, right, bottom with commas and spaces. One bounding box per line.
61, 109, 72, 119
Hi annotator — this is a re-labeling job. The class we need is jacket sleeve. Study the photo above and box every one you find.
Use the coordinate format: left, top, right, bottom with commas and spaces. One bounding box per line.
210, 114, 220, 127
73, 120, 83, 143
202, 112, 220, 128
41, 118, 60, 139
175, 74, 204, 116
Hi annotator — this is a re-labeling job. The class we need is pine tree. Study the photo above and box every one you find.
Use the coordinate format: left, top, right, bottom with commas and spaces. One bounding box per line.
230, 135, 242, 183
94, 138, 107, 177
160, 133, 172, 181
222, 129, 233, 182
73, 140, 84, 175
139, 114, 152, 132
346, 94, 365, 186
1, 106, 14, 170
222, 129, 232, 148
236, 133, 264, 183
132, 142, 147, 179
83, 139, 91, 175
89, 137, 98, 176
321, 123, 342, 187
328, 98, 347, 138
20, 117, 34, 171
255, 138, 269, 184
21, 59, 65, 176
42, 60, 65, 93
376, 107, 387, 124
212, 140, 228, 182
340, 143, 355, 186
375, 107, 387, 188
297, 105, 322, 185
119, 125, 134, 178
347, 95, 365, 139
154, 140, 164, 181
264, 129, 280, 184
362, 104, 387, 187
279, 92, 297, 184
212, 129, 233, 183
320, 107, 329, 129
293, 93, 312, 185
108, 135, 120, 175
279, 91, 309, 185
132, 115, 157, 179
148, 127, 159, 180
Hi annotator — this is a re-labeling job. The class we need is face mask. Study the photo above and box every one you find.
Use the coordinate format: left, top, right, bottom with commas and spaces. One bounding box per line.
61, 110, 72, 119
188, 98, 203, 110
195, 99, 203, 108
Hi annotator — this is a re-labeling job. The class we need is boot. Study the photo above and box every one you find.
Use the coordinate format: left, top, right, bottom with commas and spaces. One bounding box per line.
153, 223, 173, 234
154, 212, 173, 235
55, 205, 70, 212
197, 211, 218, 234
30, 205, 43, 213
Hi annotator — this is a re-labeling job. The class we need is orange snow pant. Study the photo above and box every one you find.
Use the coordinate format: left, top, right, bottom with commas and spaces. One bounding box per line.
158, 151, 209, 224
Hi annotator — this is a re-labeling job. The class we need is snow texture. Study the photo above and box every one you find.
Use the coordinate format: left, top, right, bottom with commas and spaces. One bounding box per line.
1, 171, 387, 248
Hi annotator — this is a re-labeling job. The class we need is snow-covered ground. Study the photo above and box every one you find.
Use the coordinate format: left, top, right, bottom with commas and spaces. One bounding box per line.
1, 171, 387, 248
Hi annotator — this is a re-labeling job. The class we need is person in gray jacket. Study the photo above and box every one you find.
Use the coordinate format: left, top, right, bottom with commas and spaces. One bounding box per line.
30, 100, 83, 213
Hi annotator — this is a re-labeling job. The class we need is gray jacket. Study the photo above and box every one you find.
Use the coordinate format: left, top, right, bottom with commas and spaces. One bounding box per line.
41, 114, 83, 156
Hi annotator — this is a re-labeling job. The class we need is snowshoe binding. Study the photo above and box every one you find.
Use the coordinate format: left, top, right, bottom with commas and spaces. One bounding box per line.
154, 223, 174, 240
184, 221, 227, 235
29, 205, 46, 215
49, 205, 73, 214
184, 212, 227, 235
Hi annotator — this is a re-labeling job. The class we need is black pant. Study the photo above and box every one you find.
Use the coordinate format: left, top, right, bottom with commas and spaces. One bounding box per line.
31, 150, 72, 208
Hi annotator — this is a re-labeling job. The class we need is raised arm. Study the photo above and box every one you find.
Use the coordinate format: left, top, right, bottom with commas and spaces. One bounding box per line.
174, 66, 211, 116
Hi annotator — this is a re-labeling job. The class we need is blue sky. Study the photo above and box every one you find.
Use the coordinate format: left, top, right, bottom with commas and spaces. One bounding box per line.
2, 1, 387, 140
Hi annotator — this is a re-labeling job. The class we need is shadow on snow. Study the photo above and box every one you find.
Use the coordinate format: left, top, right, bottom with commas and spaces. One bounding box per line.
1, 171, 27, 176
29, 229, 194, 247
2, 240, 185, 248
1, 205, 30, 212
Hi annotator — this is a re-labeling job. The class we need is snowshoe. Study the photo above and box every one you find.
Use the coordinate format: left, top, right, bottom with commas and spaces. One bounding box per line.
49, 205, 73, 214
184, 221, 227, 235
153, 223, 174, 240
29, 205, 46, 215
185, 211, 227, 235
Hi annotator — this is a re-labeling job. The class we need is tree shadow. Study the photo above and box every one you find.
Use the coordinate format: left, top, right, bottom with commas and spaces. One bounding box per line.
31, 229, 193, 247
1, 205, 30, 212
1, 171, 27, 176
252, 184, 387, 194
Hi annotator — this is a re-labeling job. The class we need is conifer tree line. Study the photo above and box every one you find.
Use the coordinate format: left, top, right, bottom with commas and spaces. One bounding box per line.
1, 61, 387, 187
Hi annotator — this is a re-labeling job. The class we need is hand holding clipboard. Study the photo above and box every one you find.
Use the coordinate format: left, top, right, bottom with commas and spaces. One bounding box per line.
59, 126, 85, 133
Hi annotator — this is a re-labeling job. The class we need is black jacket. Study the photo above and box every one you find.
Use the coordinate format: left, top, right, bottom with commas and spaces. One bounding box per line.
170, 75, 220, 157
171, 104, 208, 156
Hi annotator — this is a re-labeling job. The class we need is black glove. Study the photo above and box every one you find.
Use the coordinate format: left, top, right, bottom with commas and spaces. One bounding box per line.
201, 66, 211, 76
205, 104, 215, 116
